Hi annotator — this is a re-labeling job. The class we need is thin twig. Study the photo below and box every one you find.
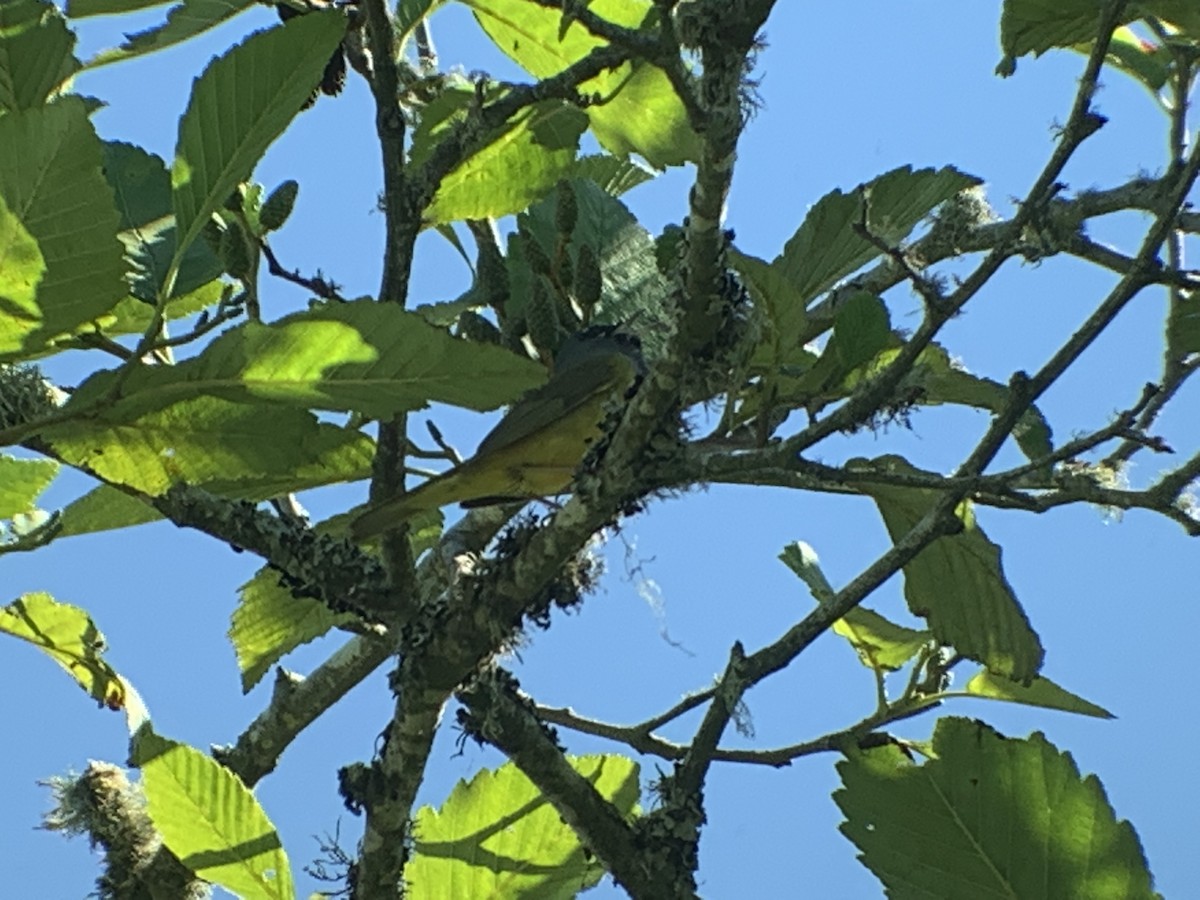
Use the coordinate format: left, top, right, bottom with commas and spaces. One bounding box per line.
260, 241, 345, 301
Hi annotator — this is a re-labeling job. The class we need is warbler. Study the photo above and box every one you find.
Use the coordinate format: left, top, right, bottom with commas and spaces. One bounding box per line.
348, 325, 644, 540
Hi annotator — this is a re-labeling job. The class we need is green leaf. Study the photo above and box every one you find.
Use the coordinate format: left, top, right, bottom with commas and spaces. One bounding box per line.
0, 192, 46, 314
0, 592, 128, 709
397, 0, 443, 44
0, 97, 126, 359
106, 141, 175, 233
778, 187, 864, 304
170, 9, 346, 271
849, 454, 1044, 682
231, 566, 353, 692
1000, 0, 1132, 66
757, 292, 892, 413
56, 485, 162, 537
134, 729, 294, 900
0, 0, 80, 112
585, 56, 699, 168
90, 279, 226, 342
730, 249, 806, 357
996, 0, 1200, 75
407, 755, 641, 899
0, 453, 57, 517
832, 291, 890, 370
833, 609, 930, 672
569, 152, 656, 195
414, 88, 589, 225
780, 541, 929, 671
1089, 26, 1173, 93
0, 212, 211, 360
82, 0, 255, 69
468, 0, 700, 168
44, 397, 373, 497
778, 540, 836, 602
66, 0, 172, 18
414, 292, 488, 328
965, 671, 1114, 719
1144, 0, 1200, 37
103, 141, 224, 302
836, 718, 1158, 899
778, 165, 981, 306
61, 299, 546, 425
898, 342, 1054, 462
52, 416, 370, 538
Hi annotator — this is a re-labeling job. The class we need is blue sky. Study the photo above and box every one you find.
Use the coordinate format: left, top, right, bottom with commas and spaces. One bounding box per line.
3, 2, 1197, 897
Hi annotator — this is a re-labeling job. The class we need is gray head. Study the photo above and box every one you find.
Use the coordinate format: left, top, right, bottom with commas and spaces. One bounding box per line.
554, 324, 646, 376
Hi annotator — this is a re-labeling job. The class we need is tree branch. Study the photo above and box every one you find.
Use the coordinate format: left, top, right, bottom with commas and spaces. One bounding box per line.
214, 634, 391, 785
457, 669, 667, 898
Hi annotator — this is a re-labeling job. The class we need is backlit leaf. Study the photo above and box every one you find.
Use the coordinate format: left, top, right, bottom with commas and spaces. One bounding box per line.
837, 718, 1156, 899
134, 729, 294, 900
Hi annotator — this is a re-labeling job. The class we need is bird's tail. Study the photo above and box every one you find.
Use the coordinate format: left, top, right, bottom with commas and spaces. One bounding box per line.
347, 459, 519, 541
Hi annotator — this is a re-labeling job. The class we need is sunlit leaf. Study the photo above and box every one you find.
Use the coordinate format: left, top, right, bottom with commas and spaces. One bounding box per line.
965, 670, 1114, 719
134, 729, 294, 900
407, 755, 641, 899
0, 592, 127, 709
412, 86, 589, 225
0, 97, 125, 358
231, 566, 354, 692
102, 140, 224, 302
62, 299, 546, 424
56, 485, 162, 537
66, 0, 171, 18
0, 193, 45, 314
0, 454, 57, 518
82, 0, 255, 68
170, 9, 346, 268
837, 718, 1156, 899
778, 166, 980, 307
780, 541, 930, 670
0, 0, 80, 112
467, 0, 699, 168
45, 396, 373, 497
849, 454, 1044, 682
1085, 26, 1172, 93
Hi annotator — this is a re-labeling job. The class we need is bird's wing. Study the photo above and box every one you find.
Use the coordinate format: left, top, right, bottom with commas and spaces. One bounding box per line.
473, 353, 630, 458
348, 353, 637, 539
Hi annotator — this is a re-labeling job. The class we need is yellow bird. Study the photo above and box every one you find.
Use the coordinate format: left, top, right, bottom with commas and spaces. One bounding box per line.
348, 326, 644, 541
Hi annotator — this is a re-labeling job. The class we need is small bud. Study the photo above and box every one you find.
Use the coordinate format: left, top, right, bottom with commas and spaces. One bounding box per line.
574, 243, 602, 311
218, 218, 252, 279
554, 180, 577, 236
554, 248, 573, 294
260, 180, 299, 232
500, 312, 527, 353
526, 277, 562, 356
521, 232, 553, 277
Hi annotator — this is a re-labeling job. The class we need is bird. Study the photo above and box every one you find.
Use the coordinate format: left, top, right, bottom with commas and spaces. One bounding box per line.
348, 325, 645, 541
